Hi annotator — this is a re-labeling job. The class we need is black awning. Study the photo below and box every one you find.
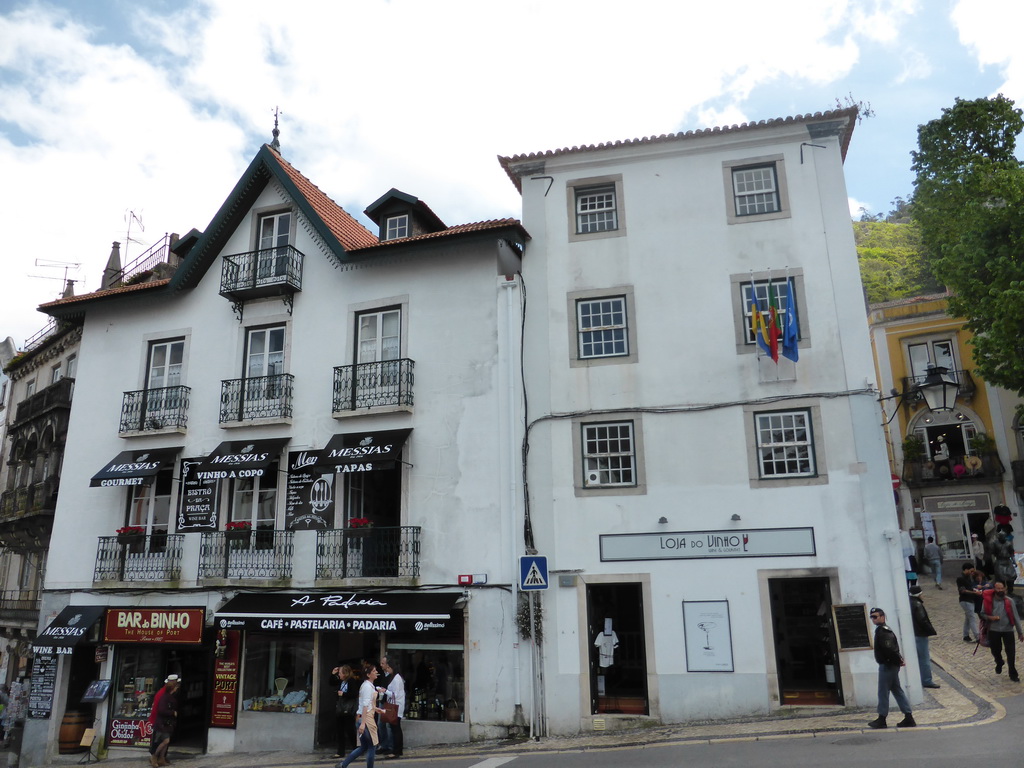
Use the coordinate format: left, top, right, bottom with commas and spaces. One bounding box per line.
196, 437, 290, 474
33, 605, 106, 653
90, 447, 182, 488
318, 429, 412, 471
214, 590, 457, 633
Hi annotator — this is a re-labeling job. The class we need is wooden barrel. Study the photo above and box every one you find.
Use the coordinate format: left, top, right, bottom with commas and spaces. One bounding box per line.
58, 710, 90, 754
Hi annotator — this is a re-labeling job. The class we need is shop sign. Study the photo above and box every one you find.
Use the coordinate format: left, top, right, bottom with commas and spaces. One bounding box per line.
176, 458, 218, 531
922, 492, 991, 515
104, 608, 205, 644
210, 629, 241, 728
599, 527, 816, 562
28, 652, 57, 719
285, 451, 333, 530
109, 718, 150, 747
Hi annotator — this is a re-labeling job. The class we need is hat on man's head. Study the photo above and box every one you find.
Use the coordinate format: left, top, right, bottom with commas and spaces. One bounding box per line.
909, 585, 923, 596
165, 674, 180, 684
972, 533, 979, 538
869, 607, 885, 616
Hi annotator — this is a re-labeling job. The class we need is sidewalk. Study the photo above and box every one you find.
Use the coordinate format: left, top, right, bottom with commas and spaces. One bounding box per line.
88, 566, 1015, 768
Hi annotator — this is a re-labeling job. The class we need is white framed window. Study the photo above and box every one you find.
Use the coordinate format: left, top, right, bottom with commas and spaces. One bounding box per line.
577, 296, 628, 359
25, 379, 35, 398
357, 309, 401, 363
257, 211, 292, 280
582, 421, 636, 488
127, 469, 173, 536
247, 326, 286, 378
908, 339, 956, 379
754, 410, 816, 479
576, 186, 617, 233
384, 214, 409, 241
730, 271, 808, 356
65, 354, 77, 379
741, 278, 798, 345
148, 340, 185, 389
229, 462, 278, 529
51, 364, 62, 384
567, 175, 626, 242
722, 155, 790, 225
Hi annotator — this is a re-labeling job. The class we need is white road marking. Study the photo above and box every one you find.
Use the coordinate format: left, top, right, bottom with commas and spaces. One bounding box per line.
468, 758, 519, 768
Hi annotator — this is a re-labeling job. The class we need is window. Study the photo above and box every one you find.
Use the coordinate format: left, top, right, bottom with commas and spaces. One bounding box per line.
242, 632, 313, 714
65, 354, 77, 379
257, 211, 291, 280
384, 214, 409, 241
576, 186, 617, 233
229, 461, 278, 530
567, 175, 626, 241
908, 339, 956, 379
357, 310, 400, 364
148, 340, 184, 390
127, 469, 173, 536
754, 410, 816, 478
730, 271, 807, 356
242, 326, 287, 412
741, 278, 798, 345
51, 364, 62, 384
576, 296, 628, 359
583, 422, 636, 488
25, 379, 35, 398
732, 165, 779, 216
722, 155, 790, 224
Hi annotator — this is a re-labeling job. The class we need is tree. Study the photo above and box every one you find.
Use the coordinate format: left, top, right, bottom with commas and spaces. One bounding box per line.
853, 218, 941, 304
911, 95, 1024, 394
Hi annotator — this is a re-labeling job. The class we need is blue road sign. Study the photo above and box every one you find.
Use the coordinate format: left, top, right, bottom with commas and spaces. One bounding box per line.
519, 555, 548, 591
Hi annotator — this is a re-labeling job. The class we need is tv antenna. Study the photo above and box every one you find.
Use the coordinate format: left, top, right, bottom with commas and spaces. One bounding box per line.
125, 209, 146, 261
29, 259, 82, 296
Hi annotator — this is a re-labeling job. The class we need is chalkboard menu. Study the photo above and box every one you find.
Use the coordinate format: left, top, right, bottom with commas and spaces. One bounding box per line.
28, 651, 58, 719
285, 451, 334, 530
176, 458, 218, 531
832, 603, 872, 650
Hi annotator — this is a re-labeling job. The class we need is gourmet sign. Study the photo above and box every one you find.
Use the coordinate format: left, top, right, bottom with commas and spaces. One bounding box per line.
104, 608, 205, 644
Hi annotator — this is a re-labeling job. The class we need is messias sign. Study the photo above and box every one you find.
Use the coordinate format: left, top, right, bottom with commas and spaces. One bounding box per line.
600, 527, 816, 562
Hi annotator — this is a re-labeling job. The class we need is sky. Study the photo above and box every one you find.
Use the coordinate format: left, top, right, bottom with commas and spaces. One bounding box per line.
0, 0, 1021, 347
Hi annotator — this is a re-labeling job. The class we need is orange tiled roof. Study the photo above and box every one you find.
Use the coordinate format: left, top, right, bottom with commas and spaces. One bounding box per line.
265, 148, 378, 250
39, 278, 171, 310
498, 107, 858, 191
347, 218, 525, 253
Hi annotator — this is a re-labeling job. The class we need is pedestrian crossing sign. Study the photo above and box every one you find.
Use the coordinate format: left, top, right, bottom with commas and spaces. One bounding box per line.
520, 555, 548, 591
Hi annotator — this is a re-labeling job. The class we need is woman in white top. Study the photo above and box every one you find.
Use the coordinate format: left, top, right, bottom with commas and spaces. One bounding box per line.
338, 665, 385, 768
379, 656, 405, 759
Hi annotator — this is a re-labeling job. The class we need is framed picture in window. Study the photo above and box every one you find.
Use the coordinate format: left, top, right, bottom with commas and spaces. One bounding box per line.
682, 600, 733, 672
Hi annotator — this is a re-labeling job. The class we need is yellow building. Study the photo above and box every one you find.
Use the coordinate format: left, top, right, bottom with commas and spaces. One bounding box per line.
869, 292, 1024, 562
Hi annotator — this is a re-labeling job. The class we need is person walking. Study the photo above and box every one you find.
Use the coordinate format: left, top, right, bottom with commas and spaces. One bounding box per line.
908, 586, 940, 688
379, 656, 405, 759
957, 562, 982, 642
329, 664, 359, 758
148, 674, 180, 767
981, 581, 1023, 682
337, 664, 386, 768
867, 607, 915, 729
923, 536, 943, 589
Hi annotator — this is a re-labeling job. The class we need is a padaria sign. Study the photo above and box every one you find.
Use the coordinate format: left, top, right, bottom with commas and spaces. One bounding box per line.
215, 591, 456, 633
600, 527, 816, 561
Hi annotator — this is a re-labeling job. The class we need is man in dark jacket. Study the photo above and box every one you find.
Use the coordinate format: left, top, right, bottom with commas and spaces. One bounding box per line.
868, 607, 916, 729
909, 586, 940, 688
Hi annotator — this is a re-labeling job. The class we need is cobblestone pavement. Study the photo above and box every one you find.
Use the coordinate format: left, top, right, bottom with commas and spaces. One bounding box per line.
79, 564, 1015, 768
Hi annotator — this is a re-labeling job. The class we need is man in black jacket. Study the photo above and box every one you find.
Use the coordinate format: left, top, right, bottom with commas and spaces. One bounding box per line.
868, 607, 916, 729
909, 586, 940, 688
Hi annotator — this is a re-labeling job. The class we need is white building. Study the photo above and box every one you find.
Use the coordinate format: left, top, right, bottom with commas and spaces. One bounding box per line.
23, 140, 529, 763
498, 107, 917, 731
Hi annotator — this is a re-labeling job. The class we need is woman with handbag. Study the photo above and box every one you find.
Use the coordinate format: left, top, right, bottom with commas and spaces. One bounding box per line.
329, 665, 360, 758
379, 656, 405, 759
337, 664, 385, 768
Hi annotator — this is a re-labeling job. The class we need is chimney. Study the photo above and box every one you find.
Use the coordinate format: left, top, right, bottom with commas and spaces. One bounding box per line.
62, 279, 75, 298
102, 241, 122, 289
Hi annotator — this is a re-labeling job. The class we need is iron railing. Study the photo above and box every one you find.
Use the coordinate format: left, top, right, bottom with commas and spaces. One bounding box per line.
901, 368, 976, 405
219, 374, 294, 422
0, 590, 41, 618
94, 534, 184, 582
198, 530, 294, 580
333, 359, 415, 412
12, 376, 74, 427
23, 319, 58, 352
316, 526, 421, 579
0, 476, 58, 520
220, 246, 304, 296
119, 386, 191, 433
112, 233, 174, 284
903, 451, 1004, 486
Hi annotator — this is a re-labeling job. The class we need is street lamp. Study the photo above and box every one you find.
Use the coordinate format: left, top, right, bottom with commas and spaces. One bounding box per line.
917, 364, 960, 412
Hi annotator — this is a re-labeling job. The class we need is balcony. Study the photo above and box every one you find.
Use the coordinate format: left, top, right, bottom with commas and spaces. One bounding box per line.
198, 530, 293, 581
119, 386, 191, 434
0, 477, 58, 552
219, 245, 304, 315
316, 526, 420, 580
11, 376, 74, 429
219, 374, 294, 423
333, 359, 415, 413
94, 534, 184, 582
901, 368, 976, 407
0, 590, 41, 624
903, 451, 1004, 487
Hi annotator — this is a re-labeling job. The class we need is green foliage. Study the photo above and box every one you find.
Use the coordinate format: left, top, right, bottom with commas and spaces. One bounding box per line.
911, 95, 1024, 394
853, 219, 942, 303
902, 435, 925, 460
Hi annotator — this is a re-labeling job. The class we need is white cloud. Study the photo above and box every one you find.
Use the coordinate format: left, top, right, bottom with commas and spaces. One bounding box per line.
952, 0, 1024, 102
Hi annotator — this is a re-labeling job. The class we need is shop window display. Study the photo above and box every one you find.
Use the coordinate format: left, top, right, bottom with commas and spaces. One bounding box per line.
110, 647, 162, 747
389, 647, 464, 721
242, 632, 313, 713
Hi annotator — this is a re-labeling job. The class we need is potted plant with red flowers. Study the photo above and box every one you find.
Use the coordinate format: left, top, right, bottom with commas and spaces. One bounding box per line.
116, 526, 145, 545
225, 520, 252, 547
347, 517, 373, 539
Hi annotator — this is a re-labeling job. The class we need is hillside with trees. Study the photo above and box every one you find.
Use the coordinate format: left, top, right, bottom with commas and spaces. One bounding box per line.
853, 198, 943, 304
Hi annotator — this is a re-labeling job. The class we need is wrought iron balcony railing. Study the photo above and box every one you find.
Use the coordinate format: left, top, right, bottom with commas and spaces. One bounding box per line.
198, 530, 294, 580
12, 376, 74, 427
0, 590, 41, 619
120, 385, 191, 433
220, 374, 294, 423
333, 359, 415, 412
901, 368, 976, 406
94, 534, 184, 582
219, 245, 304, 300
0, 476, 59, 521
902, 451, 1004, 486
316, 526, 420, 579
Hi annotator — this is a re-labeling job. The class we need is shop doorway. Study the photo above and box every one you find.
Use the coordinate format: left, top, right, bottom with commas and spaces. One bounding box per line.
926, 511, 990, 567
315, 633, 375, 750
586, 583, 648, 715
768, 577, 843, 706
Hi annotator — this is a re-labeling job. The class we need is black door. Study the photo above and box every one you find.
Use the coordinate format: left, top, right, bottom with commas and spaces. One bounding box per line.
768, 577, 843, 705
586, 583, 648, 715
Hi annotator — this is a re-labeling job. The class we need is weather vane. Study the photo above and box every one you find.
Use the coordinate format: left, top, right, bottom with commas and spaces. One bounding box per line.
271, 106, 282, 151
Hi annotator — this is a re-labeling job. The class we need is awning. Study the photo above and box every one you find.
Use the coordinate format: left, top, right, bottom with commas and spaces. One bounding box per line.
90, 447, 182, 488
318, 429, 412, 471
215, 590, 457, 633
33, 605, 106, 654
196, 437, 290, 474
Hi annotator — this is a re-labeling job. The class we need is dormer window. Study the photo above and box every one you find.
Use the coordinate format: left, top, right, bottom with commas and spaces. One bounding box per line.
385, 214, 410, 241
